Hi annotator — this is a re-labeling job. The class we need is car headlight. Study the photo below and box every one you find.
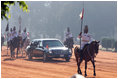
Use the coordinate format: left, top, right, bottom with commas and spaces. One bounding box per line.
69, 49, 71, 52
69, 49, 71, 53
49, 50, 52, 53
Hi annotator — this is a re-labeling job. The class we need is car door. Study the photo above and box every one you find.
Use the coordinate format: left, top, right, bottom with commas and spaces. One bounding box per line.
33, 41, 44, 56
32, 41, 39, 54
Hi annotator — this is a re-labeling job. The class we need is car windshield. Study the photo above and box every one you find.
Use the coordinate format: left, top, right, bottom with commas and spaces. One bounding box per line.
43, 40, 64, 47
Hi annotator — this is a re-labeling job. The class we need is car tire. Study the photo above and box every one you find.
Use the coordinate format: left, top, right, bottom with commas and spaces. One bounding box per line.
65, 57, 70, 62
43, 53, 47, 62
48, 57, 52, 60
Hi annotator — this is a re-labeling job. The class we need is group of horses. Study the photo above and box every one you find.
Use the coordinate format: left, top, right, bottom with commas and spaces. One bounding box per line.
7, 36, 30, 58
64, 37, 100, 77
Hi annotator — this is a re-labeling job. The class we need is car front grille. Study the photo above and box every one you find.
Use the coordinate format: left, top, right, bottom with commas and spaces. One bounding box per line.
52, 50, 68, 54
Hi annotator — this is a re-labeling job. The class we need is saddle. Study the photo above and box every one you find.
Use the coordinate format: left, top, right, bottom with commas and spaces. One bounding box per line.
77, 44, 89, 53
77, 44, 90, 60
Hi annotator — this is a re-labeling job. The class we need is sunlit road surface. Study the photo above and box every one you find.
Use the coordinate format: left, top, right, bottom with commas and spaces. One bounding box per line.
1, 46, 117, 78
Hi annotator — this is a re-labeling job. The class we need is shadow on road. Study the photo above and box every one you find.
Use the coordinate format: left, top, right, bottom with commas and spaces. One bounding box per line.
24, 58, 69, 63
16, 56, 26, 59
1, 55, 10, 57
3, 58, 16, 61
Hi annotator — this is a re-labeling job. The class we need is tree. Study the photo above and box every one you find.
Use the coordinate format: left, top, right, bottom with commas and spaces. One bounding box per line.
1, 1, 29, 20
101, 37, 116, 50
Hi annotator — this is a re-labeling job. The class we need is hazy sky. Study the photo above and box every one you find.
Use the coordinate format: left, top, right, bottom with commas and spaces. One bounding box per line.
1, 1, 117, 41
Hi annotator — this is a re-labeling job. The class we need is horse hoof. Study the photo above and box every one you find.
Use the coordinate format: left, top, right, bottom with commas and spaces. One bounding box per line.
84, 74, 87, 77
77, 71, 79, 74
94, 73, 96, 76
80, 72, 82, 75
78, 71, 82, 75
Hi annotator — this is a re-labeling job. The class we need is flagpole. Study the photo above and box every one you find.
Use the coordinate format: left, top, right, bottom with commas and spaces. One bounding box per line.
80, 18, 83, 49
80, 2, 84, 49
19, 15, 21, 33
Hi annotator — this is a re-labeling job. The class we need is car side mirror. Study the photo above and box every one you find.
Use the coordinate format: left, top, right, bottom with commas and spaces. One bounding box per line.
64, 45, 68, 47
39, 46, 44, 49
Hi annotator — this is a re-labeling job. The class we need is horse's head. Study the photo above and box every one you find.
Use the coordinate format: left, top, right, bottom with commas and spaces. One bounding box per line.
91, 40, 100, 55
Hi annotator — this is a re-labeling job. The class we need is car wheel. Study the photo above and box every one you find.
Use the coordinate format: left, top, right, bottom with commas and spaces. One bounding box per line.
48, 57, 52, 60
65, 57, 70, 62
43, 53, 47, 62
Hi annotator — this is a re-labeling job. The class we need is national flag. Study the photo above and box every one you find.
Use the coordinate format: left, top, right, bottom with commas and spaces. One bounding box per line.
79, 8, 84, 20
46, 45, 49, 49
27, 32, 29, 37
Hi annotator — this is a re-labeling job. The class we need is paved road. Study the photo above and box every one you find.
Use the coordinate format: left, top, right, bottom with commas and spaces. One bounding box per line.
1, 46, 117, 78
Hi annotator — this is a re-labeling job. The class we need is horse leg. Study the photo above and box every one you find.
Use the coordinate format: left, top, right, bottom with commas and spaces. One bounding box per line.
74, 47, 82, 74
16, 47, 19, 58
91, 60, 96, 76
74, 53, 78, 65
21, 47, 23, 57
85, 61, 87, 77
12, 48, 15, 58
7, 44, 9, 56
10, 47, 14, 58
10, 47, 12, 58
77, 59, 83, 74
74, 47, 79, 64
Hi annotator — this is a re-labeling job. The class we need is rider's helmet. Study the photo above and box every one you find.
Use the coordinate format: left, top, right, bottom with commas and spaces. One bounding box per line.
13, 26, 16, 31
84, 25, 88, 33
67, 27, 70, 32
24, 28, 26, 32
10, 28, 12, 32
19, 29, 21, 33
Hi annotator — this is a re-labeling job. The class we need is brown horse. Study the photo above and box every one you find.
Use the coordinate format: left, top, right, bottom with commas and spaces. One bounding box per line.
21, 37, 30, 56
74, 41, 100, 77
64, 37, 74, 53
1, 35, 4, 51
10, 36, 22, 58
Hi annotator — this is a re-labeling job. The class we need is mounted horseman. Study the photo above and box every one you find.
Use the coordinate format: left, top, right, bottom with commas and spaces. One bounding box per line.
21, 28, 27, 47
78, 25, 94, 60
5, 22, 10, 55
74, 25, 100, 77
10, 26, 18, 58
9, 26, 22, 58
74, 5, 100, 77
64, 27, 74, 54
21, 28, 30, 56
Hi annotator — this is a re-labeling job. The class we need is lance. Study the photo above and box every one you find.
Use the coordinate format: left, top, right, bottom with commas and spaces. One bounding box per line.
79, 3, 84, 49
80, 16, 83, 49
19, 15, 21, 33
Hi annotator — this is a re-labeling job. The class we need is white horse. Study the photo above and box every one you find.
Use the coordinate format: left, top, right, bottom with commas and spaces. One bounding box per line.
21, 37, 30, 56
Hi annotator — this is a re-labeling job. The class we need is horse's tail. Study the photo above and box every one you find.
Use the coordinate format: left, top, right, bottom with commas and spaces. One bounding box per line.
74, 46, 79, 64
